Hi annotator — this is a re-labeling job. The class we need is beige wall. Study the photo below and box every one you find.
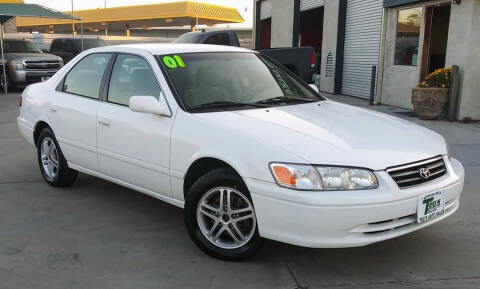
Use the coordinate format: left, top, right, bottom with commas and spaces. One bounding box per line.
380, 0, 480, 119
445, 0, 480, 120
319, 0, 339, 94
271, 0, 294, 47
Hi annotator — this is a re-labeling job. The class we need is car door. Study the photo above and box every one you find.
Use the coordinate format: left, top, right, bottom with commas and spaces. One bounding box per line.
48, 53, 112, 172
97, 53, 173, 196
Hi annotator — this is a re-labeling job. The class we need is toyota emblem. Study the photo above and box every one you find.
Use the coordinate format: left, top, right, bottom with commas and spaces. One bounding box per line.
419, 168, 431, 179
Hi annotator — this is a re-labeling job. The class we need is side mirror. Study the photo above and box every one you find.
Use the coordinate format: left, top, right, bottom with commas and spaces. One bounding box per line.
129, 95, 171, 117
309, 84, 319, 93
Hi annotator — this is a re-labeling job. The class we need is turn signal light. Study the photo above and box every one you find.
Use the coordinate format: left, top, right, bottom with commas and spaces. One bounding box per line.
272, 165, 296, 186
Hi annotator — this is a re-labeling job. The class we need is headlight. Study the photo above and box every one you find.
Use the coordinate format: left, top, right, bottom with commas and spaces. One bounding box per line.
10, 60, 24, 70
269, 163, 378, 191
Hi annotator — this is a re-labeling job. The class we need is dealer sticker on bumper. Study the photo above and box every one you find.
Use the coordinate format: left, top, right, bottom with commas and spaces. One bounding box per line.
417, 191, 445, 223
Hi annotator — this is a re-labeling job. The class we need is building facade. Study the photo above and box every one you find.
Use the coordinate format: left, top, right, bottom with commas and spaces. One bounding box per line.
254, 0, 480, 120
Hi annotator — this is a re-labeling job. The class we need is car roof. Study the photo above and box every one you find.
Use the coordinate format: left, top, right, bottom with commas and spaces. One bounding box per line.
4, 39, 29, 42
53, 38, 104, 42
180, 29, 235, 36
88, 43, 252, 55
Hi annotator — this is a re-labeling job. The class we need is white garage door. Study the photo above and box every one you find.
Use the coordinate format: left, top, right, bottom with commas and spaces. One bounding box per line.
300, 0, 324, 12
342, 0, 383, 98
260, 0, 272, 20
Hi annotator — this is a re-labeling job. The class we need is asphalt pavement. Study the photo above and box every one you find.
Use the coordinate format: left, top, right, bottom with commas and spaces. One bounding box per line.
1, 91, 479, 289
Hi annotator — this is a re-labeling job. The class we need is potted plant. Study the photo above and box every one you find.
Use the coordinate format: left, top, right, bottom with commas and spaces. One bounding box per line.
411, 68, 452, 120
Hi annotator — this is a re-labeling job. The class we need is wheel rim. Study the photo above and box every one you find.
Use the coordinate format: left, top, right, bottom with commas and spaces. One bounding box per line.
196, 187, 257, 249
40, 137, 60, 179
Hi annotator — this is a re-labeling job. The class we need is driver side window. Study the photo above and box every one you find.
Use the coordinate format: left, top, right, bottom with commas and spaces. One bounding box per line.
107, 54, 160, 106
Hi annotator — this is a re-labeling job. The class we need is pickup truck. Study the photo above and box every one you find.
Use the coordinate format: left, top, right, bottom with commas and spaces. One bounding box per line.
0, 39, 63, 92
48, 38, 107, 64
175, 30, 315, 84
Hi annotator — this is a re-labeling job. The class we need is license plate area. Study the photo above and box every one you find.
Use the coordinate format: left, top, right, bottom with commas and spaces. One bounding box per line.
417, 191, 445, 223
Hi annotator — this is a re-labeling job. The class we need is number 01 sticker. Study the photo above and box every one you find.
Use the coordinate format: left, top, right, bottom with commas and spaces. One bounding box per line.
163, 55, 186, 69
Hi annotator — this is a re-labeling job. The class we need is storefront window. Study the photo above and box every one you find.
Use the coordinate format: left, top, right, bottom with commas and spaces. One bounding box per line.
394, 7, 422, 66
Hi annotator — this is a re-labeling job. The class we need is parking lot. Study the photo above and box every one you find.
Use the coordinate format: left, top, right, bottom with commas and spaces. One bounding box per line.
1, 90, 479, 289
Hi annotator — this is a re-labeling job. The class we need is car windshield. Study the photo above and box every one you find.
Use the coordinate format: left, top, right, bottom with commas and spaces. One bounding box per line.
4, 40, 42, 53
160, 52, 322, 111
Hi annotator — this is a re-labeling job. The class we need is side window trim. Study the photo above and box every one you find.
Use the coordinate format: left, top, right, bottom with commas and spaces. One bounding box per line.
58, 52, 114, 100
100, 53, 118, 102
104, 52, 163, 107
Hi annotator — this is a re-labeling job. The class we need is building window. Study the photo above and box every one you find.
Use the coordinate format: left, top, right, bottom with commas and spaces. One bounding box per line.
394, 7, 422, 66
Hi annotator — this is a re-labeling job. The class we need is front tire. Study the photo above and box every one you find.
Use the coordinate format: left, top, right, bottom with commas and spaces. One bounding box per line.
185, 168, 264, 260
37, 128, 78, 187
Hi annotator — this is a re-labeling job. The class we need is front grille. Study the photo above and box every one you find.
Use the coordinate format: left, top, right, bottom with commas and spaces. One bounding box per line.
24, 61, 60, 70
387, 156, 446, 189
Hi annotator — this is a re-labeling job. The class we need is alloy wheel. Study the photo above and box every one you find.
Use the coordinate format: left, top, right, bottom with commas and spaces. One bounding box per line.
40, 137, 60, 179
196, 187, 256, 249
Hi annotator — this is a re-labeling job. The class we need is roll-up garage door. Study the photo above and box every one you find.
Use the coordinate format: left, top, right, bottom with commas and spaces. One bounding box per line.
300, 0, 324, 12
341, 0, 383, 98
260, 0, 272, 20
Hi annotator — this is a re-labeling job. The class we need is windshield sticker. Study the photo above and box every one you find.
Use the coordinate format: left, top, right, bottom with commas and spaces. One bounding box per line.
163, 55, 186, 69
173, 55, 186, 67
266, 62, 294, 96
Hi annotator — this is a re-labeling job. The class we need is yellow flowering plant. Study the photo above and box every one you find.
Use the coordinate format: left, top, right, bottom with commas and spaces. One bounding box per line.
419, 68, 452, 88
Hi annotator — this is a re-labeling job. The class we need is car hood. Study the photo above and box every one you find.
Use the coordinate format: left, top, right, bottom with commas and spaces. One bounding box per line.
6, 53, 61, 61
193, 100, 446, 170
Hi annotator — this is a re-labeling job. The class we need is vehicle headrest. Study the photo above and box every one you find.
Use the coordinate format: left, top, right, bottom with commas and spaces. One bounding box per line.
129, 68, 159, 97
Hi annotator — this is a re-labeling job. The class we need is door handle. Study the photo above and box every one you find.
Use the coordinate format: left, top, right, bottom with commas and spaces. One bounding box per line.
98, 120, 110, 127
49, 107, 57, 113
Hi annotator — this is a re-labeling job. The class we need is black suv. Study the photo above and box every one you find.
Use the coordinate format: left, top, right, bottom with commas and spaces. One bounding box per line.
49, 38, 106, 64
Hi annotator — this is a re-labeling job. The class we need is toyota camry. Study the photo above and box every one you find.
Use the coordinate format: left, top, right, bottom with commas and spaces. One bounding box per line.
17, 44, 464, 260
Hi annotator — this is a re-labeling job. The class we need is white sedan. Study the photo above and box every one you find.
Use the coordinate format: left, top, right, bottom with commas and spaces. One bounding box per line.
17, 44, 464, 260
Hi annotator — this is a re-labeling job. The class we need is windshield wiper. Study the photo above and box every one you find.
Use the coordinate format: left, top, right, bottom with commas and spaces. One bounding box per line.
190, 101, 268, 111
255, 96, 316, 105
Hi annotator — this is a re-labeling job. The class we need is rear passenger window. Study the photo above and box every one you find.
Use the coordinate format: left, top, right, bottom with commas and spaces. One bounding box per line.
204, 33, 231, 46
63, 39, 76, 53
50, 39, 62, 52
63, 53, 111, 99
107, 54, 160, 106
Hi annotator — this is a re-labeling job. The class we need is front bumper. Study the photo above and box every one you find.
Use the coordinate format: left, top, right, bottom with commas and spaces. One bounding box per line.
246, 156, 464, 248
10, 69, 58, 84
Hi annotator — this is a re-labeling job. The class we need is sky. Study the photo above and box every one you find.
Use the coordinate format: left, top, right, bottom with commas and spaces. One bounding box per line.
25, 0, 253, 28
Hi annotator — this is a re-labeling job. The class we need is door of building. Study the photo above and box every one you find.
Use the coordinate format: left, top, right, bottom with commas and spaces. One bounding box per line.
420, 4, 451, 80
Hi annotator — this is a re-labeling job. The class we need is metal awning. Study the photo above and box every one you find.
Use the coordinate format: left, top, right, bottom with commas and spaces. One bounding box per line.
0, 3, 79, 24
15, 1, 244, 34
0, 2, 78, 93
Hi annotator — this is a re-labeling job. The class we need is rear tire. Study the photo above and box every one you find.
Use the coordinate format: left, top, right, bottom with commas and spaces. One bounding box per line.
185, 168, 264, 261
36, 128, 78, 187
